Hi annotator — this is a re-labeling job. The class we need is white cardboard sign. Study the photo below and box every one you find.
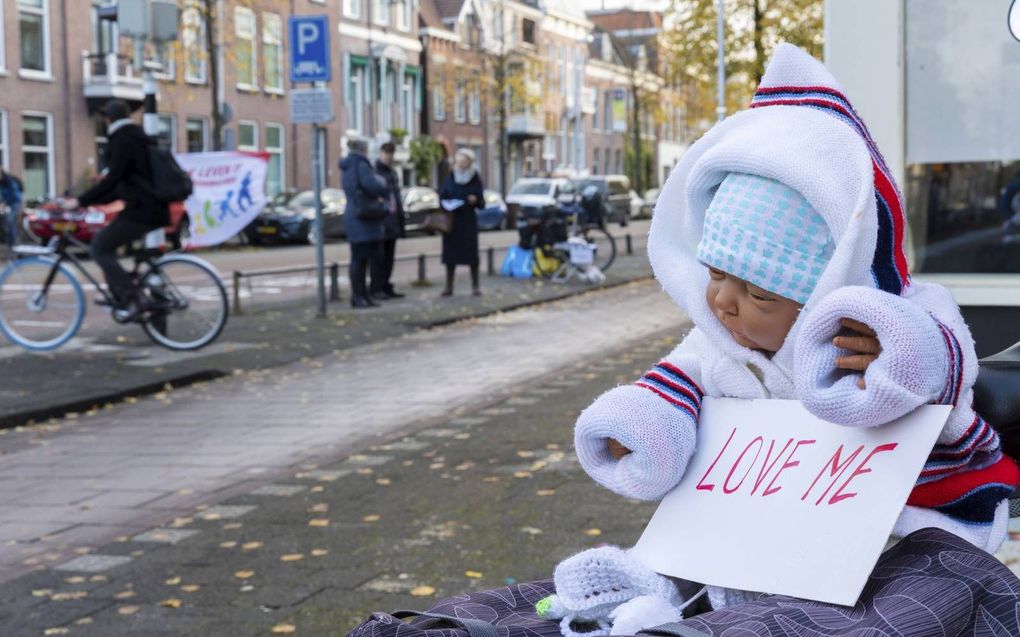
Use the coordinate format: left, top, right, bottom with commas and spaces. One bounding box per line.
630, 398, 950, 606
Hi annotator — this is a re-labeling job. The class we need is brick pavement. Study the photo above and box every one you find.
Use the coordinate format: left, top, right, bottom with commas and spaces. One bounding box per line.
0, 279, 686, 585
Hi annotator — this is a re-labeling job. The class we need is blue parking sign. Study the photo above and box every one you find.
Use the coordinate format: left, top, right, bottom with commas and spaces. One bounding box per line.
289, 15, 331, 83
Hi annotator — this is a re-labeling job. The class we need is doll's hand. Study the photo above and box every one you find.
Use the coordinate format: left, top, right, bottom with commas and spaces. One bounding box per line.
833, 318, 882, 389
607, 438, 632, 460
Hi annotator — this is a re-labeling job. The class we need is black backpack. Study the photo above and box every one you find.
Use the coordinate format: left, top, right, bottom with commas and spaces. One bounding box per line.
145, 146, 193, 203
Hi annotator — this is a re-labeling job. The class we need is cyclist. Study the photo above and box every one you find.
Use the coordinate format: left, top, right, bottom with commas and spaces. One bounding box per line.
62, 99, 167, 319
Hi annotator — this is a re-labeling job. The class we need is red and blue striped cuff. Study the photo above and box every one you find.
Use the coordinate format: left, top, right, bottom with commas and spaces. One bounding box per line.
635, 361, 704, 419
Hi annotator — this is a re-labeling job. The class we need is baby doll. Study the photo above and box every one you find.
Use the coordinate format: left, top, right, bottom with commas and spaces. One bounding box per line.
538, 44, 1020, 637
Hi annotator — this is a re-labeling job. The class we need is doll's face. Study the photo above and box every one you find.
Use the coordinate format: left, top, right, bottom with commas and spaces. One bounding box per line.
704, 265, 803, 354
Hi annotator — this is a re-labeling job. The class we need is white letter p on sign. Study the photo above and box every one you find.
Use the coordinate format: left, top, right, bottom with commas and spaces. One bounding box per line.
298, 23, 319, 55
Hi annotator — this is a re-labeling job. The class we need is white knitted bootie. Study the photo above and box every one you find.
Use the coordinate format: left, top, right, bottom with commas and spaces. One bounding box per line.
539, 546, 683, 637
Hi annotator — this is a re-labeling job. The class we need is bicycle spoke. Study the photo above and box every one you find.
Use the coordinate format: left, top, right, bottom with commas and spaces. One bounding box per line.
140, 256, 228, 350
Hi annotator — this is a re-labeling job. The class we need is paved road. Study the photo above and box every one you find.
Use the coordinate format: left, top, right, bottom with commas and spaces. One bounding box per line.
0, 278, 684, 586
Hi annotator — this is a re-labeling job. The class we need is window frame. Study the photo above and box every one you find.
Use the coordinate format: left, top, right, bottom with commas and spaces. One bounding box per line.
397, 0, 412, 31
454, 78, 467, 124
373, 0, 389, 26
433, 74, 446, 122
21, 111, 54, 200
156, 114, 177, 152
349, 64, 367, 134
182, 3, 207, 84
265, 122, 285, 197
234, 6, 258, 90
401, 74, 415, 133
185, 117, 208, 153
469, 81, 481, 125
343, 0, 361, 19
262, 12, 284, 94
237, 120, 258, 151
18, 0, 52, 80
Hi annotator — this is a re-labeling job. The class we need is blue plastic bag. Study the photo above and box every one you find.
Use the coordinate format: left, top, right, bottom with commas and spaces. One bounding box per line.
500, 245, 534, 279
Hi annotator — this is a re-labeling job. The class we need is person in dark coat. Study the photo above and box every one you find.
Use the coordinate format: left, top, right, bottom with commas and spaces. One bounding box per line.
64, 99, 168, 319
341, 136, 390, 308
371, 142, 405, 300
0, 167, 23, 248
439, 148, 485, 296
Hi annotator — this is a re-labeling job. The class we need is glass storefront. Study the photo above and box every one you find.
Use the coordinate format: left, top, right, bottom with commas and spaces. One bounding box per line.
904, 0, 1020, 274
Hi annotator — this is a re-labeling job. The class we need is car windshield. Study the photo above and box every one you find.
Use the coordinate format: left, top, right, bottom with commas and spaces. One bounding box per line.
289, 193, 316, 210
509, 182, 553, 196
575, 180, 606, 194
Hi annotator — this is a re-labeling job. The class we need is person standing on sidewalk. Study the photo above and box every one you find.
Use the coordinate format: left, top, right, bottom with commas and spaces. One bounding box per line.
341, 136, 390, 309
371, 142, 406, 300
439, 148, 485, 297
0, 167, 23, 249
63, 100, 167, 319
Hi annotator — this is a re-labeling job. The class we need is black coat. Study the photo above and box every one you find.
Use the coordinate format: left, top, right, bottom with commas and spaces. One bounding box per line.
374, 160, 405, 240
439, 173, 484, 266
79, 122, 169, 227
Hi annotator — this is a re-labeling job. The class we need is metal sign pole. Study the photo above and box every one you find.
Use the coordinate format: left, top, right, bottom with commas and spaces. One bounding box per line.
312, 124, 327, 317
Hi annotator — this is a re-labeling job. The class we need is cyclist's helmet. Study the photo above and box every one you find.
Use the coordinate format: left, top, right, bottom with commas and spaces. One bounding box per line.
581, 185, 600, 202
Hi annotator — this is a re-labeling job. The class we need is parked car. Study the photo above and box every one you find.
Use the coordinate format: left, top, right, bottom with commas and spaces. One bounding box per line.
574, 175, 632, 226
24, 200, 190, 248
628, 190, 647, 220
245, 188, 346, 245
642, 188, 660, 218
477, 190, 508, 230
505, 178, 578, 224
402, 186, 440, 233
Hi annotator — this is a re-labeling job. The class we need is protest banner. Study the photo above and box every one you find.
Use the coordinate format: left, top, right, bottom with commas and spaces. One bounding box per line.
175, 151, 270, 248
630, 398, 950, 606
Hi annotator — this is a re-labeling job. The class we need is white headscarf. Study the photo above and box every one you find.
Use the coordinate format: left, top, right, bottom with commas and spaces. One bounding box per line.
453, 148, 477, 185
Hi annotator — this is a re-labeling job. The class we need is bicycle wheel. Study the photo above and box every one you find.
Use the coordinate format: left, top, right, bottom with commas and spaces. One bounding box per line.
140, 254, 229, 350
583, 226, 616, 273
0, 257, 84, 350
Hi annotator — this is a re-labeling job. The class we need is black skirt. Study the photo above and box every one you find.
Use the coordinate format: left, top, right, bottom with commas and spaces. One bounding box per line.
441, 208, 480, 266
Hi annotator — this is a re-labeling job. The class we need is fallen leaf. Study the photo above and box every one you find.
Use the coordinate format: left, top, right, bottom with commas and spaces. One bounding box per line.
361, 515, 380, 523
280, 554, 304, 562
75, 618, 94, 625
310, 486, 324, 493
165, 576, 181, 585
51, 591, 88, 601
64, 576, 85, 584
220, 541, 238, 549
32, 589, 52, 597
160, 598, 182, 609
43, 628, 69, 635
512, 471, 533, 479
536, 489, 556, 496
482, 476, 500, 483
310, 504, 329, 513
234, 570, 255, 580
181, 585, 201, 593
89, 575, 107, 582
222, 523, 243, 530
516, 451, 535, 458
429, 463, 445, 470
242, 542, 263, 550
114, 591, 136, 600
410, 586, 436, 597
584, 528, 602, 537
309, 519, 330, 527
355, 468, 374, 475
311, 549, 329, 557
520, 527, 543, 535
118, 606, 139, 615
272, 625, 297, 634
465, 571, 483, 579
376, 478, 391, 486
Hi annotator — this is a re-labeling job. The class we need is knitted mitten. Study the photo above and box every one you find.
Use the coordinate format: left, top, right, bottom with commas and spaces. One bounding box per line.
538, 545, 683, 636
575, 383, 700, 501
794, 285, 952, 427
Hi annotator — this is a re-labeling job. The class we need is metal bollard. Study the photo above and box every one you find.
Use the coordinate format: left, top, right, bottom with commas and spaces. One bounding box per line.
417, 254, 427, 284
625, 234, 633, 256
487, 246, 495, 275
329, 263, 340, 301
232, 271, 243, 315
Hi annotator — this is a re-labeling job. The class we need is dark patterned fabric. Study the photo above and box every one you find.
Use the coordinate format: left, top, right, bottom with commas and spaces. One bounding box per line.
347, 528, 1020, 637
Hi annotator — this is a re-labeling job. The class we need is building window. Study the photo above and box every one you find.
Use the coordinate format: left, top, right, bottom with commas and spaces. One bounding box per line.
592, 148, 600, 175
263, 13, 283, 93
522, 19, 535, 45
374, 0, 389, 26
379, 65, 393, 133
397, 0, 412, 31
469, 83, 480, 125
454, 79, 466, 123
18, 0, 50, 76
234, 7, 257, 89
401, 74, 415, 134
237, 121, 258, 151
433, 75, 446, 121
343, 0, 361, 19
603, 147, 611, 174
182, 4, 206, 83
186, 117, 207, 153
603, 91, 612, 130
21, 113, 53, 201
265, 123, 284, 197
156, 115, 176, 152
614, 149, 622, 174
349, 64, 366, 133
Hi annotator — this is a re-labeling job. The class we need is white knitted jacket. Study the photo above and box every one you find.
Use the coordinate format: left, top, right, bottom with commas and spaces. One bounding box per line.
557, 44, 1018, 623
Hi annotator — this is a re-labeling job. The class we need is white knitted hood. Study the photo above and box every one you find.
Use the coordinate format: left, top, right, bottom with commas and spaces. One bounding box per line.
648, 43, 910, 382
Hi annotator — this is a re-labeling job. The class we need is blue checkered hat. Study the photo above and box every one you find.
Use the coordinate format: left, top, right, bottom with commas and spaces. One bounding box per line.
696, 172, 834, 304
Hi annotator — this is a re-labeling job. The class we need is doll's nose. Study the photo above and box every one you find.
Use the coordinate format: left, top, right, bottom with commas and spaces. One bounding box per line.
714, 279, 740, 316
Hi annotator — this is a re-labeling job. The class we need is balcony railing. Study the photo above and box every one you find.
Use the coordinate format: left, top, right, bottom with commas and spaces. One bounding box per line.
507, 112, 544, 139
82, 51, 145, 102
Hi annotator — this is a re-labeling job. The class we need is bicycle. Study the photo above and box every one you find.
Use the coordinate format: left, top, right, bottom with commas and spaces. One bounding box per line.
0, 214, 229, 351
527, 205, 616, 283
